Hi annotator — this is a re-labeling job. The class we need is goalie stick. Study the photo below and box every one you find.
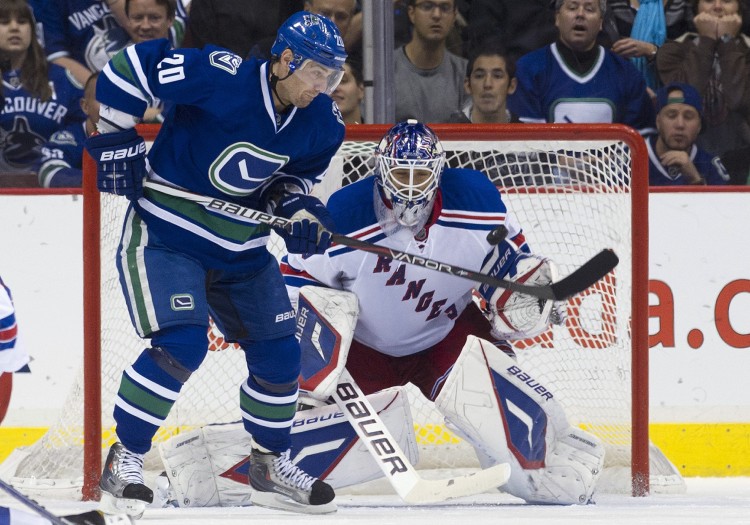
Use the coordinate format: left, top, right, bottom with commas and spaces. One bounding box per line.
142, 181, 618, 300
0, 478, 67, 525
333, 368, 511, 503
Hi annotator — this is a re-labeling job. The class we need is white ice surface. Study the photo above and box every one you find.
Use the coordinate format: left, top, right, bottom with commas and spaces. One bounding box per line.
2, 477, 750, 525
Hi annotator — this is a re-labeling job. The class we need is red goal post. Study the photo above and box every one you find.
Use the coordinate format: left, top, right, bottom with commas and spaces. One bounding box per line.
76, 123, 650, 500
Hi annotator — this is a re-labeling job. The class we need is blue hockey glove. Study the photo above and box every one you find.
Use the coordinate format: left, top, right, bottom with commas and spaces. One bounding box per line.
274, 194, 336, 255
85, 128, 146, 200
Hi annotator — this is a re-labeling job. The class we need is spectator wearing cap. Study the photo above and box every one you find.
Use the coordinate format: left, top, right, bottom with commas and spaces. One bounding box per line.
646, 82, 730, 185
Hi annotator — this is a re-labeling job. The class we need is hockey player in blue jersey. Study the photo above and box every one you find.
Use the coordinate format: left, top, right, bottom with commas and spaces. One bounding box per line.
84, 11, 347, 516
280, 121, 606, 505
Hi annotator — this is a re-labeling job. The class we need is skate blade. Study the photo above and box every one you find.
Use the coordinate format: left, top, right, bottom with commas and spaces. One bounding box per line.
250, 491, 337, 515
99, 492, 147, 519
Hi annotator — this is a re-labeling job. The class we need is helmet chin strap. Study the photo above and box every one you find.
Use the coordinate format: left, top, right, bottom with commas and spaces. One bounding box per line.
269, 62, 293, 110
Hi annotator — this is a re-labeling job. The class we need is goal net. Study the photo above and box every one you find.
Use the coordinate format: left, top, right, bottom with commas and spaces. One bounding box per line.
1, 123, 685, 500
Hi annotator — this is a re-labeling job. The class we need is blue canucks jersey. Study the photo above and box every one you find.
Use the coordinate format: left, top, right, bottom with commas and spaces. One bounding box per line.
509, 43, 655, 131
97, 39, 345, 269
645, 134, 730, 186
41, 0, 130, 73
36, 121, 87, 187
0, 65, 85, 173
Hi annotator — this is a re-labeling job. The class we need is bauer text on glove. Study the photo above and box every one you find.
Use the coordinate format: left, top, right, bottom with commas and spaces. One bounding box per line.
85, 128, 146, 200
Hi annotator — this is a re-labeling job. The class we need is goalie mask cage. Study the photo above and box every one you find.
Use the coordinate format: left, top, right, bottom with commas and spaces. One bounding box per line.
4, 123, 680, 502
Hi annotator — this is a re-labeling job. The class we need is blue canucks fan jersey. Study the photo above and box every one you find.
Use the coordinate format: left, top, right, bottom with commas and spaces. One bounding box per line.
41, 1, 130, 73
508, 43, 655, 131
0, 65, 85, 173
282, 169, 527, 357
645, 134, 730, 186
35, 121, 86, 187
97, 39, 345, 269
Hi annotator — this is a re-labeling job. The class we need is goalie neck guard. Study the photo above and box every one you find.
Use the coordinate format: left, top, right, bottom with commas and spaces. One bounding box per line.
375, 120, 446, 230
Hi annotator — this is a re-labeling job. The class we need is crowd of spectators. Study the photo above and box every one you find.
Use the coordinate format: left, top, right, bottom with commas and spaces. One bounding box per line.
0, 0, 748, 186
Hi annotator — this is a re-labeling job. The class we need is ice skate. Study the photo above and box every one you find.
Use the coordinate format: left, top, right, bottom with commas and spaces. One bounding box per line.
62, 510, 135, 525
98, 442, 153, 519
248, 442, 336, 514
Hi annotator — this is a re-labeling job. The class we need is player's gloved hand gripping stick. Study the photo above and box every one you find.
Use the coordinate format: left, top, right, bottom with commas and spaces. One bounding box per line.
143, 181, 618, 300
274, 193, 336, 255
85, 129, 147, 201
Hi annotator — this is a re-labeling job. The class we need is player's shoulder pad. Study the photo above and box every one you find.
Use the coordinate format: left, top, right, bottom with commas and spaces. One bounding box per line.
203, 45, 244, 76
326, 177, 378, 235
307, 94, 346, 128
441, 168, 506, 213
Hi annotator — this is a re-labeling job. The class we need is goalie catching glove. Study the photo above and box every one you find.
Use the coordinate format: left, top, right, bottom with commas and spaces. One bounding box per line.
85, 128, 147, 201
478, 253, 566, 339
274, 194, 336, 256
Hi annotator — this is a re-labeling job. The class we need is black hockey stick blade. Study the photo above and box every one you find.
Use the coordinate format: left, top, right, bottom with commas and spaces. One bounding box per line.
548, 249, 619, 301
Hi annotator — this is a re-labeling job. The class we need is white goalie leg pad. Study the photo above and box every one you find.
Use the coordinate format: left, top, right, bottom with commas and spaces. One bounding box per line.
158, 424, 253, 508
158, 388, 417, 507
296, 286, 359, 401
294, 386, 418, 490
435, 335, 605, 505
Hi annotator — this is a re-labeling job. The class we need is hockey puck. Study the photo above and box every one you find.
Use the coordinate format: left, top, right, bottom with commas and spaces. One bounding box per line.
486, 225, 508, 246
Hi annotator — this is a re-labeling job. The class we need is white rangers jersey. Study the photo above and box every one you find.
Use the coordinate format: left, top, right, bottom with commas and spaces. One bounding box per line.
282, 168, 527, 357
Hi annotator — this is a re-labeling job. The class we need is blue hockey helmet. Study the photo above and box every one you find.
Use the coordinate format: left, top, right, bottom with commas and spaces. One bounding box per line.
271, 11, 347, 93
375, 120, 446, 228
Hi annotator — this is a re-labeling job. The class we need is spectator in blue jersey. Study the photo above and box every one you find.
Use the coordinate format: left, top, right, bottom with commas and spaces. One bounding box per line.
394, 0, 468, 123
646, 81, 729, 185
0, 0, 86, 176
35, 72, 100, 187
448, 42, 518, 123
508, 0, 655, 131
84, 11, 347, 516
38, 1, 131, 86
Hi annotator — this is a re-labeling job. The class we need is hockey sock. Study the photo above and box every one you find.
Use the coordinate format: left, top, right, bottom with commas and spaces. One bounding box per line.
114, 325, 206, 454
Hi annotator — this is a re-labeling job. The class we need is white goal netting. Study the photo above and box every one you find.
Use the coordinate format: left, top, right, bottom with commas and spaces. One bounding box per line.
1, 125, 685, 499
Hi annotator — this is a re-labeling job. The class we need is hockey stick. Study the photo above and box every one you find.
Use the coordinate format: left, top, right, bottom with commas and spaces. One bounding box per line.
142, 181, 618, 300
333, 368, 511, 504
0, 478, 67, 525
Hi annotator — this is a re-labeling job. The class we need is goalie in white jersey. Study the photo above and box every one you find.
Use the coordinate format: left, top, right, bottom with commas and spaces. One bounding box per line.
279, 120, 606, 505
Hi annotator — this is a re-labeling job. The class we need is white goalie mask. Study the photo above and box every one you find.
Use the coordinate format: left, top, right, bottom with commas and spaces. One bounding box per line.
375, 120, 445, 230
